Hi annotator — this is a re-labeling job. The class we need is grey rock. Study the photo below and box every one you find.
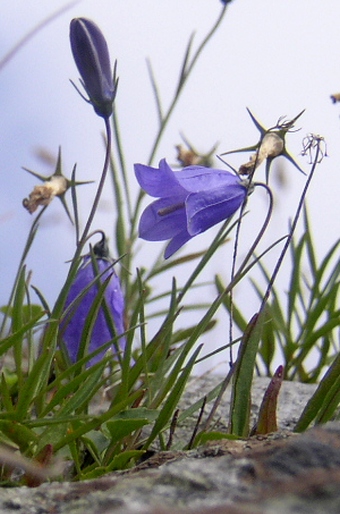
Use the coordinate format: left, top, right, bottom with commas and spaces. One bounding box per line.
1, 375, 338, 514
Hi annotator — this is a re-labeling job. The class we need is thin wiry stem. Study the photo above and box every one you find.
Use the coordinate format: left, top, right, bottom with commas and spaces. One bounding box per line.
146, 59, 163, 125
77, 117, 112, 254
40, 117, 113, 355
258, 141, 321, 313
129, 4, 229, 243
228, 182, 274, 364
0, 1, 80, 72
112, 110, 133, 223
147, 5, 228, 166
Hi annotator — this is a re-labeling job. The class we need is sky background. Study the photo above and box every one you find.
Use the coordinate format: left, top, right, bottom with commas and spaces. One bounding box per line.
1, 0, 340, 373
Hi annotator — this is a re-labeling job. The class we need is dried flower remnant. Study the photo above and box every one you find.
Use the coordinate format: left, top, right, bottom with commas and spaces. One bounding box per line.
134, 159, 248, 259
239, 132, 284, 175
223, 108, 305, 183
301, 133, 327, 164
60, 233, 126, 366
22, 148, 92, 222
70, 18, 118, 118
23, 176, 67, 213
176, 137, 218, 168
330, 93, 340, 104
176, 145, 205, 167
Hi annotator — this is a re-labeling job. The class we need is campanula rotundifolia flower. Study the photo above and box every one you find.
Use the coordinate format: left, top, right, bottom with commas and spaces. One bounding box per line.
60, 233, 125, 366
134, 159, 248, 259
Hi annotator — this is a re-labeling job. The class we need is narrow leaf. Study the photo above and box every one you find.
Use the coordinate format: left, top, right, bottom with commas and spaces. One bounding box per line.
229, 312, 263, 437
252, 365, 284, 435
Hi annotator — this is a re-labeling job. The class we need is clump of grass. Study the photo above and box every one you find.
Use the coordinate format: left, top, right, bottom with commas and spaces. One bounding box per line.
0, 3, 338, 485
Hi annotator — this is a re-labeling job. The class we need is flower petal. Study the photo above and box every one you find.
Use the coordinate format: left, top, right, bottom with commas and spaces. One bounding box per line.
176, 166, 241, 193
139, 197, 186, 241
61, 257, 125, 366
135, 158, 249, 258
134, 159, 186, 197
186, 184, 247, 235
164, 230, 193, 259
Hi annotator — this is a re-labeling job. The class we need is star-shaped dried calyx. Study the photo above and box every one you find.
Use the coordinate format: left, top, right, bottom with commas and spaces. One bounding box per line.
175, 135, 218, 168
222, 108, 305, 183
22, 147, 93, 222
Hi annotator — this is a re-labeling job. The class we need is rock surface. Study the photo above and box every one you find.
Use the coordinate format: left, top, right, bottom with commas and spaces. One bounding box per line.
1, 375, 340, 514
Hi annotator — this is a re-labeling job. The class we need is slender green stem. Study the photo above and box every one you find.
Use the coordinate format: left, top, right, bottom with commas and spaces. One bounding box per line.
258, 143, 320, 313
0, 206, 48, 336
129, 4, 229, 244
41, 117, 113, 352
77, 117, 112, 254
0, 1, 80, 72
147, 5, 228, 166
235, 183, 274, 278
112, 110, 133, 222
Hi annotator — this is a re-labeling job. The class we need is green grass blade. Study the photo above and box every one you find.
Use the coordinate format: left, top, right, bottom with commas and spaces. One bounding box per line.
229, 312, 264, 437
295, 352, 340, 432
15, 351, 54, 419
143, 344, 203, 448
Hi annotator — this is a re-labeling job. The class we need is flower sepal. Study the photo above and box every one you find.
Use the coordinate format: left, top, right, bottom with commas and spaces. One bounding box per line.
222, 108, 305, 183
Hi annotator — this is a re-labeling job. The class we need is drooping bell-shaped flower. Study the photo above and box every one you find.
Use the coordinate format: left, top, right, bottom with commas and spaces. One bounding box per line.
134, 159, 248, 259
60, 233, 125, 366
70, 17, 118, 119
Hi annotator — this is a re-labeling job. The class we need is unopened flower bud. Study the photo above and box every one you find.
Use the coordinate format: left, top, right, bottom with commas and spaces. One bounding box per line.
70, 18, 118, 118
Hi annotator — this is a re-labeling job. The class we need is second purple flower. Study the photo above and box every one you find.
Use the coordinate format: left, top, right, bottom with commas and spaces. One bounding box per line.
60, 234, 125, 366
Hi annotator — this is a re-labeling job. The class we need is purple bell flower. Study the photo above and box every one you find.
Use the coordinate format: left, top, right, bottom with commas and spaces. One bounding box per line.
134, 159, 248, 259
61, 234, 125, 366
70, 18, 118, 119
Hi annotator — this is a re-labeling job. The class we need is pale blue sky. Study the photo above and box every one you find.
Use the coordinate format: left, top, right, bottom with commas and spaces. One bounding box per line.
1, 1, 339, 371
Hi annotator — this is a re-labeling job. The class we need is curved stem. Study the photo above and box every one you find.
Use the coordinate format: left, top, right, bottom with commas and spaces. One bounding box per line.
235, 183, 274, 278
41, 117, 112, 353
228, 183, 274, 363
0, 1, 80, 72
77, 117, 112, 253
